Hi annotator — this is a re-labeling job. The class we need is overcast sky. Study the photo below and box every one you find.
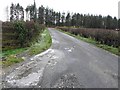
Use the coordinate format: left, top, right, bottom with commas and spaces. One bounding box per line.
0, 0, 119, 21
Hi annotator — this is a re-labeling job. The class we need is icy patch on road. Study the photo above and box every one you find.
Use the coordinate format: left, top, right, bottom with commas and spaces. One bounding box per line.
64, 46, 75, 53
52, 39, 59, 44
31, 49, 52, 60
51, 56, 58, 60
6, 68, 44, 87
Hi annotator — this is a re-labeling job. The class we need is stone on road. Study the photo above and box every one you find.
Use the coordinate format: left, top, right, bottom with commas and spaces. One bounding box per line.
2, 28, 118, 88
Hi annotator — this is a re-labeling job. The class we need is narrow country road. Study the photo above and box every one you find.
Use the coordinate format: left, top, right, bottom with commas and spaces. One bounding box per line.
2, 28, 118, 88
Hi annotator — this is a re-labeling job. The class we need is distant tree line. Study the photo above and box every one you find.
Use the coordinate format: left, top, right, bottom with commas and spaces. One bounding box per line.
10, 2, 119, 29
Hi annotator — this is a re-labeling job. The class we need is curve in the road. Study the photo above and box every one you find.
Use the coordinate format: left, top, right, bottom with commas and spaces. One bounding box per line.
2, 28, 118, 88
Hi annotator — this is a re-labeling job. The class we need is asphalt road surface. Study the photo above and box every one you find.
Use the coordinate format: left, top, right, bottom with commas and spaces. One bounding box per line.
2, 28, 118, 88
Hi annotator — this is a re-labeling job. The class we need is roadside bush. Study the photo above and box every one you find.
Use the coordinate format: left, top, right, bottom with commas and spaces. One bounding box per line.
2, 21, 45, 50
14, 21, 45, 47
14, 21, 27, 47
58, 27, 119, 47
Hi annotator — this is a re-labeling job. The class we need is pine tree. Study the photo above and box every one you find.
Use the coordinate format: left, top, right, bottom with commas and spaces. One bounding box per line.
71, 13, 77, 26
33, 0, 37, 22
65, 13, 71, 26
45, 7, 49, 26
61, 12, 65, 26
10, 3, 14, 21
38, 5, 45, 24
106, 15, 112, 29
52, 11, 56, 26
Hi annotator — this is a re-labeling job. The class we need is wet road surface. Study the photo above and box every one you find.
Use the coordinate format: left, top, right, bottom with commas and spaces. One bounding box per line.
2, 28, 118, 88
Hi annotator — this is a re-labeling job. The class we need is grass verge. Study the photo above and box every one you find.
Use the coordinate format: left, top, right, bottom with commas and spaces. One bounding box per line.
58, 29, 119, 56
28, 29, 52, 55
1, 29, 52, 67
1, 48, 27, 67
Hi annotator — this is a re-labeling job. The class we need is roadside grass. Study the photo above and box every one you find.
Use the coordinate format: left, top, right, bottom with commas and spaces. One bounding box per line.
58, 29, 119, 56
1, 48, 27, 67
2, 48, 27, 57
28, 29, 52, 55
1, 29, 52, 67
2, 55, 24, 67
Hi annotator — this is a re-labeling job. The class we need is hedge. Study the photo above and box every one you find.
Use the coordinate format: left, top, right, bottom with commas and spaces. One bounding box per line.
58, 27, 119, 47
2, 21, 45, 50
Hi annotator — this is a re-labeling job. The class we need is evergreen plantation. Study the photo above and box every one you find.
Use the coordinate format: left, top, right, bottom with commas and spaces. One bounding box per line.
9, 3, 119, 29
